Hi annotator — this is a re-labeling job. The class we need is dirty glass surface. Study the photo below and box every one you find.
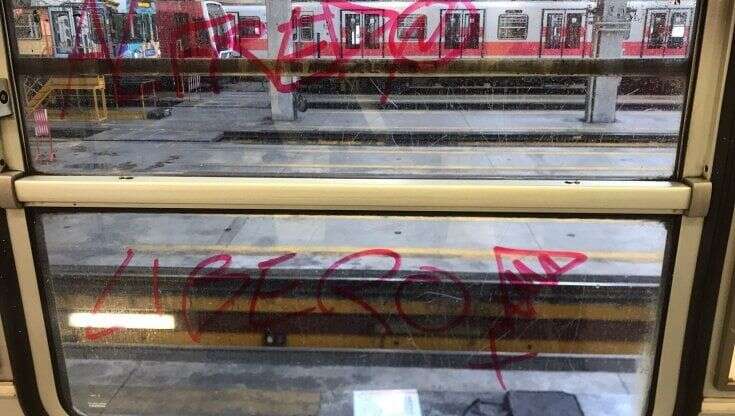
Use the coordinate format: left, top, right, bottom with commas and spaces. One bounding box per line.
7, 0, 696, 179
36, 212, 672, 416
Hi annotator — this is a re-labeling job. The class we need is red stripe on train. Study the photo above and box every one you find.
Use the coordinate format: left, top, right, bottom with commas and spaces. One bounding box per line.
238, 40, 688, 58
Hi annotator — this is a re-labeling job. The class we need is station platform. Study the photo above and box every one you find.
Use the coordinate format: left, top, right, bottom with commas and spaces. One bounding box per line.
29, 88, 681, 178
43, 90, 682, 140
42, 212, 666, 281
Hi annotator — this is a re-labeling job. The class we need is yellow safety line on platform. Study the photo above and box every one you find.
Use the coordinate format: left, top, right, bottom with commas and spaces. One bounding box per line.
57, 294, 656, 321
66, 330, 644, 355
131, 244, 663, 263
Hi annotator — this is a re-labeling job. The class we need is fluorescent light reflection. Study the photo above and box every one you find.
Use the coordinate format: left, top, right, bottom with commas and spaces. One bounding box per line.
68, 312, 175, 330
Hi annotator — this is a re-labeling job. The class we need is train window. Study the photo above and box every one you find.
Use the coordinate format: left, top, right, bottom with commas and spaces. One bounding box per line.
397, 14, 427, 41
3, 0, 698, 179
497, 14, 528, 40
30, 212, 672, 416
239, 16, 261, 38
194, 17, 209, 46
206, 2, 229, 52
111, 13, 153, 43
564, 13, 583, 49
648, 12, 668, 49
445, 12, 482, 50
13, 10, 42, 40
667, 11, 688, 48
173, 12, 191, 52
364, 13, 381, 49
150, 14, 158, 42
345, 14, 361, 49
545, 13, 564, 49
48, 8, 75, 56
110, 13, 124, 43
133, 15, 149, 42
444, 12, 459, 49
300, 13, 314, 42
466, 12, 481, 49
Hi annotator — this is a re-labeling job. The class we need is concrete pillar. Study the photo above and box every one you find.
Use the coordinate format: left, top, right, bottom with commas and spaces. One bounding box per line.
585, 0, 629, 123
266, 0, 296, 121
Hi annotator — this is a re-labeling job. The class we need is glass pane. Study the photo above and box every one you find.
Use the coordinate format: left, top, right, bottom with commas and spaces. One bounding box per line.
35, 211, 672, 416
7, 0, 697, 178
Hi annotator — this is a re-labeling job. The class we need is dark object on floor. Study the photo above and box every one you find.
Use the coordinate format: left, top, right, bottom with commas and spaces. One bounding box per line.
505, 391, 584, 416
147, 108, 172, 119
462, 398, 504, 415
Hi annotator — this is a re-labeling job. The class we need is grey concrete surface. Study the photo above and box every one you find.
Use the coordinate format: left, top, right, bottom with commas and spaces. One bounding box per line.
28, 85, 680, 178
29, 139, 677, 178
38, 213, 667, 280
65, 358, 646, 416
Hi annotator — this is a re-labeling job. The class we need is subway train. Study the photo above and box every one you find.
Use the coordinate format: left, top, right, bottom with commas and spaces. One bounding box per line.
12, 0, 695, 94
221, 0, 694, 93
223, 0, 695, 60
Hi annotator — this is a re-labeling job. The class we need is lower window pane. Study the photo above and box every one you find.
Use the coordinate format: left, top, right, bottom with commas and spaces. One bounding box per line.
34, 212, 672, 416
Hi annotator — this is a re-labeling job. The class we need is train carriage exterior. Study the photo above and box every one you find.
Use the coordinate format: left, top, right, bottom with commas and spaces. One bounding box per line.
223, 0, 695, 61
14, 1, 695, 61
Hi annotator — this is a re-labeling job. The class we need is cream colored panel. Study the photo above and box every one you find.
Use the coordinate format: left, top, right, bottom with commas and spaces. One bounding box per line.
0, 383, 24, 416
7, 209, 68, 416
683, 0, 735, 179
14, 176, 692, 214
653, 216, 704, 416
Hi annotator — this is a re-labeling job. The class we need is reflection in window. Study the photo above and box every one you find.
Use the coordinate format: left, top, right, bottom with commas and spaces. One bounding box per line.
345, 13, 360, 49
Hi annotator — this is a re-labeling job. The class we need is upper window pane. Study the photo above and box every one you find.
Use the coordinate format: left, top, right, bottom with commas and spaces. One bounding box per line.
7, 0, 697, 178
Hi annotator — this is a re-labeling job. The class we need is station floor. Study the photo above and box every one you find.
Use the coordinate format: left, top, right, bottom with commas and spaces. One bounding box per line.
28, 84, 681, 179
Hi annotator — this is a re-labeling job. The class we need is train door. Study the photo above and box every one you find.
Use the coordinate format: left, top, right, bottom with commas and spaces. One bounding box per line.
440, 10, 485, 58
641, 8, 692, 57
340, 10, 385, 58
539, 9, 587, 57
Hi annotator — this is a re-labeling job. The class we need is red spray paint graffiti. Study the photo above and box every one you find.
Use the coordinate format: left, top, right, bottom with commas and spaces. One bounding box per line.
82, 243, 587, 389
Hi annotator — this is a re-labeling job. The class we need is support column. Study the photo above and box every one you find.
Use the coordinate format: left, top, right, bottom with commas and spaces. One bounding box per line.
265, 0, 296, 121
585, 0, 629, 123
